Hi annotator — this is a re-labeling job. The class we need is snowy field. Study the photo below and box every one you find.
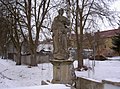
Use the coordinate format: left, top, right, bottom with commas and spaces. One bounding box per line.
0, 58, 53, 89
74, 57, 120, 82
0, 57, 120, 89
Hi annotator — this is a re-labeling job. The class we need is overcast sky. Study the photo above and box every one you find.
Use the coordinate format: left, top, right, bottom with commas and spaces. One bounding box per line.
101, 0, 120, 31
112, 0, 120, 12
40, 0, 120, 40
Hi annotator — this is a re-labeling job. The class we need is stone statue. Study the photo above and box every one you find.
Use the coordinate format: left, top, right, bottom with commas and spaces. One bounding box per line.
51, 8, 70, 60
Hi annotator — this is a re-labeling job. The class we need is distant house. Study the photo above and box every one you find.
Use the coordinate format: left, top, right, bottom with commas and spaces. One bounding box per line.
37, 39, 53, 52
95, 28, 120, 56
69, 28, 120, 57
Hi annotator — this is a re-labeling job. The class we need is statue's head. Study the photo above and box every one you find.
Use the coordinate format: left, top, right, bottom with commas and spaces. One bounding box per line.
58, 8, 64, 16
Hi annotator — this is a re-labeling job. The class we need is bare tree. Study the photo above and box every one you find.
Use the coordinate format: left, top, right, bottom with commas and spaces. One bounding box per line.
65, 0, 118, 69
1, 0, 118, 67
20, 0, 51, 66
0, 0, 24, 65
0, 17, 10, 59
0, 0, 51, 66
77, 0, 118, 68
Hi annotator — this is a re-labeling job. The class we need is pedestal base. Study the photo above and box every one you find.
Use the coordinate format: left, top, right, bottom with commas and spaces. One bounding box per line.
50, 59, 74, 84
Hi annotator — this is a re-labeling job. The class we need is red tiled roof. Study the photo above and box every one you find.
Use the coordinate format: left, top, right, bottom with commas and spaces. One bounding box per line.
95, 29, 120, 38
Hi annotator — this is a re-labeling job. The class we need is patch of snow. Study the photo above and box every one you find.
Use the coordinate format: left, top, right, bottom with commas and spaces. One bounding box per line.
75, 59, 120, 82
103, 78, 120, 83
107, 56, 120, 61
0, 57, 120, 88
2, 84, 70, 89
0, 58, 53, 88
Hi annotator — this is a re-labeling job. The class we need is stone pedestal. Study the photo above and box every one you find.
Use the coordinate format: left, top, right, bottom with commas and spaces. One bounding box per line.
50, 59, 74, 84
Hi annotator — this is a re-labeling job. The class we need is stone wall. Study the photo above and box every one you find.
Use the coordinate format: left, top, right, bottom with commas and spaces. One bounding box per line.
76, 77, 103, 89
14, 54, 51, 65
102, 80, 120, 89
76, 77, 120, 89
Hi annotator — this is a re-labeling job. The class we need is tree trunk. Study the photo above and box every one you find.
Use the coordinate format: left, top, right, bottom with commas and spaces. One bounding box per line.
78, 33, 83, 68
30, 53, 37, 66
4, 46, 7, 59
118, 47, 120, 56
75, 0, 83, 69
16, 51, 21, 65
78, 7, 84, 68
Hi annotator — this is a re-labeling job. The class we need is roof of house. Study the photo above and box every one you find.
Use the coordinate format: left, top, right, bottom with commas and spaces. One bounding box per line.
95, 29, 120, 38
39, 39, 53, 44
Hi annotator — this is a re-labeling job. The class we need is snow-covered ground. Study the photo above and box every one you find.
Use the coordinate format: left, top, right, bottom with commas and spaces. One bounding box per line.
74, 58, 120, 82
0, 58, 53, 89
2, 84, 70, 89
0, 56, 120, 89
107, 56, 120, 61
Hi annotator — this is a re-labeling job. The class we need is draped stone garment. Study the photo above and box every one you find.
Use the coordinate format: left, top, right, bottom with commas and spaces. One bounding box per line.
51, 15, 70, 60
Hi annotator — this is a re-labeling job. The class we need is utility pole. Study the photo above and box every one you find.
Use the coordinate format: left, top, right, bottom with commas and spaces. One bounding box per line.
75, 0, 81, 68
65, 0, 71, 48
